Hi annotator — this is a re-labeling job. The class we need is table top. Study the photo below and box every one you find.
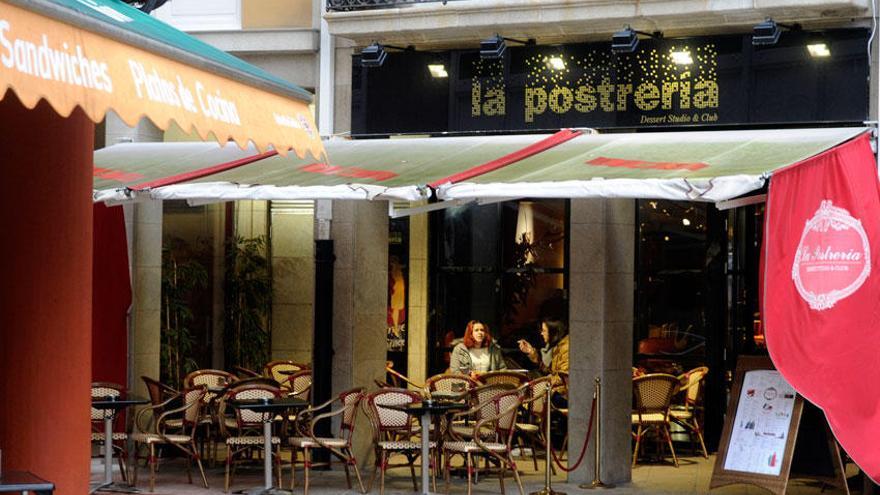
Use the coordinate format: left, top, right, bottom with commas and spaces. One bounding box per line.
0, 471, 54, 492
91, 396, 149, 409
229, 397, 308, 412
387, 401, 468, 415
429, 391, 468, 401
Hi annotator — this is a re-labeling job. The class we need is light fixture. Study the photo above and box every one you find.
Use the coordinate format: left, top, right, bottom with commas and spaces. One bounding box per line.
427, 64, 448, 78
751, 18, 800, 46
682, 218, 691, 226
611, 26, 663, 54
545, 56, 566, 71
670, 50, 693, 65
480, 34, 535, 59
360, 42, 413, 68
807, 42, 831, 58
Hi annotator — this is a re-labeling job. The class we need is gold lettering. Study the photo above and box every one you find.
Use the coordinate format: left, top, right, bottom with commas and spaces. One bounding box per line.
616, 83, 633, 111
549, 86, 573, 114
483, 87, 506, 116
575, 85, 597, 113
525, 87, 547, 123
471, 80, 481, 117
661, 81, 678, 110
693, 80, 719, 109
679, 80, 691, 109
597, 77, 614, 112
634, 83, 660, 111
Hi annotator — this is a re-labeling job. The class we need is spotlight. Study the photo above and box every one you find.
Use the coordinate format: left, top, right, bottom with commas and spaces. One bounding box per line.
479, 34, 535, 60
751, 18, 799, 46
611, 26, 662, 54
807, 42, 830, 58
360, 43, 387, 67
427, 64, 448, 78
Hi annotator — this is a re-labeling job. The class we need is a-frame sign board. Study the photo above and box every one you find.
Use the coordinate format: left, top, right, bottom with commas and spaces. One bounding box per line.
710, 355, 849, 495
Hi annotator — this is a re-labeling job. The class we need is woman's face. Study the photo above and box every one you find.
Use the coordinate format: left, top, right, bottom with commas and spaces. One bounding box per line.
540, 322, 550, 345
472, 324, 486, 344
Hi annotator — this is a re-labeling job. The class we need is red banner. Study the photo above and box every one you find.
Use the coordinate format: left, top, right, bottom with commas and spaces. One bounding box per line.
764, 133, 880, 482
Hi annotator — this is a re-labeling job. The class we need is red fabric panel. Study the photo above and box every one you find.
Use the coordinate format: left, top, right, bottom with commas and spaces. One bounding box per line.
764, 133, 880, 482
91, 203, 131, 385
0, 93, 94, 494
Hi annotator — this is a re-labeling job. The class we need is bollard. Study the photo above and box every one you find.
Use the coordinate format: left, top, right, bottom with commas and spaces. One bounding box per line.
530, 379, 565, 495
580, 377, 614, 489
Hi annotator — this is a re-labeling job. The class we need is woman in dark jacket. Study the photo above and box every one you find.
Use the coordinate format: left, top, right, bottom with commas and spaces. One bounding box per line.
449, 320, 507, 378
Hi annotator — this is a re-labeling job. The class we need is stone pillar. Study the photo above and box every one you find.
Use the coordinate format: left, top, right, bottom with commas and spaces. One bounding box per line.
270, 201, 316, 364
0, 95, 94, 494
407, 206, 429, 386
567, 198, 634, 485
330, 200, 388, 465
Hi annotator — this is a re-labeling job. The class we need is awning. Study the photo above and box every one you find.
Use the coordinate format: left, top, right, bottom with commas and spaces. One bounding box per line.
436, 127, 869, 202
93, 127, 869, 204
1, 0, 322, 158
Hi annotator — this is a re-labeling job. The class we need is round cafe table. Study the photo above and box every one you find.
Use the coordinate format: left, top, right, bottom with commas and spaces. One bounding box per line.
89, 395, 149, 494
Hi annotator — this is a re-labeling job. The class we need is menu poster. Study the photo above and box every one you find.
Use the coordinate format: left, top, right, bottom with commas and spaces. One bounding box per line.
723, 370, 798, 475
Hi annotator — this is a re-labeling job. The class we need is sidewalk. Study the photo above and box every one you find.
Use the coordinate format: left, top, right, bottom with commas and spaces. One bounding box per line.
92, 453, 861, 494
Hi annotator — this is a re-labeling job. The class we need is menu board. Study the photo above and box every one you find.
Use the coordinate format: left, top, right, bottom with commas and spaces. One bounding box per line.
723, 370, 798, 475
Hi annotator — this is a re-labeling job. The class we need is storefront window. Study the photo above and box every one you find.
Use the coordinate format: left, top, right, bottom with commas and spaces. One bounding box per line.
429, 199, 567, 374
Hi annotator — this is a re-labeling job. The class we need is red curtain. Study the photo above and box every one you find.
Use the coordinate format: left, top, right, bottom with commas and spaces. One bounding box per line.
91, 203, 131, 386
764, 133, 880, 482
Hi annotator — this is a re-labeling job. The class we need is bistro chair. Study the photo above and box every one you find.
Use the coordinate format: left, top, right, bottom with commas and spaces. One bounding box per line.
443, 388, 527, 495
264, 360, 310, 392
90, 382, 130, 483
514, 377, 555, 472
478, 371, 529, 388
130, 386, 209, 492
425, 373, 479, 400
220, 381, 284, 492
284, 369, 313, 402
288, 388, 366, 494
631, 373, 680, 468
184, 369, 237, 462
362, 388, 435, 495
450, 383, 516, 441
670, 366, 709, 458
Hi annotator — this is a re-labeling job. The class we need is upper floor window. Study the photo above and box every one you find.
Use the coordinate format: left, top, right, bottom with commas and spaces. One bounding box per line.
152, 0, 242, 31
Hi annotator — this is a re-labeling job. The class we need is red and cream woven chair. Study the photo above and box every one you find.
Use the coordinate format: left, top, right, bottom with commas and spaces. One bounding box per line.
442, 388, 527, 495
514, 377, 555, 472
130, 386, 209, 492
448, 383, 516, 441
90, 382, 130, 483
632, 373, 680, 468
362, 388, 436, 495
425, 373, 479, 400
671, 366, 709, 458
284, 369, 313, 402
477, 371, 529, 388
184, 369, 237, 463
220, 382, 284, 492
288, 388, 366, 494
264, 360, 310, 393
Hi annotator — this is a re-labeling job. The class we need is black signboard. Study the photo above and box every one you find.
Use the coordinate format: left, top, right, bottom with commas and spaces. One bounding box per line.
352, 30, 868, 135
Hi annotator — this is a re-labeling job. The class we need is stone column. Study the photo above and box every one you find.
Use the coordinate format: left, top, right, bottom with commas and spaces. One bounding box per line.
330, 200, 388, 466
567, 198, 634, 485
407, 206, 429, 386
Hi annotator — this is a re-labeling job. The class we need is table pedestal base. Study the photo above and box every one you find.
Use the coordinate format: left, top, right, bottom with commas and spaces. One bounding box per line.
234, 487, 293, 495
89, 481, 141, 493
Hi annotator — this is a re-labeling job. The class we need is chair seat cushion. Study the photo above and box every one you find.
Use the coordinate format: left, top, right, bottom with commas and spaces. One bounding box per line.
631, 413, 668, 424
227, 436, 281, 445
515, 423, 540, 433
377, 440, 435, 450
669, 409, 693, 420
131, 432, 191, 444
91, 432, 128, 441
164, 418, 184, 429
290, 437, 348, 448
451, 425, 494, 438
443, 441, 506, 453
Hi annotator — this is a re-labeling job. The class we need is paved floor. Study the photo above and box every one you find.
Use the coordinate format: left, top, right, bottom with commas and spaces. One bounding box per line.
91, 451, 865, 494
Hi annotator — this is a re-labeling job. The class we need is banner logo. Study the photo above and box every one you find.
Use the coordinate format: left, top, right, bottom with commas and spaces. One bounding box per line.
791, 200, 871, 310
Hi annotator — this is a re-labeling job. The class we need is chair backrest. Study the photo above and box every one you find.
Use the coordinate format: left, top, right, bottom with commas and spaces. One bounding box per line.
91, 382, 125, 421
184, 369, 236, 404
227, 382, 282, 428
469, 383, 516, 422
678, 366, 708, 409
285, 369, 313, 402
338, 388, 366, 439
474, 389, 523, 443
521, 376, 553, 418
364, 388, 422, 437
141, 376, 177, 408
478, 371, 529, 388
264, 360, 309, 385
425, 373, 479, 394
633, 373, 680, 416
180, 386, 208, 428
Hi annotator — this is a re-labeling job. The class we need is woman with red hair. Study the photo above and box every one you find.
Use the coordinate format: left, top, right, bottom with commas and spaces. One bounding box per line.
449, 320, 507, 378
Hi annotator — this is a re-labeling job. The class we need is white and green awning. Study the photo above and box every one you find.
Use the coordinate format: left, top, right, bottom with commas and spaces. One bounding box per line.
93, 127, 869, 204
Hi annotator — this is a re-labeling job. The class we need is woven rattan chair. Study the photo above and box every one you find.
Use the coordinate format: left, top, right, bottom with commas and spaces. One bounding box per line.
443, 388, 527, 495
514, 377, 555, 472
288, 388, 366, 494
362, 388, 436, 495
478, 371, 529, 388
131, 386, 209, 492
184, 369, 237, 462
264, 360, 310, 390
220, 382, 284, 492
449, 383, 516, 441
670, 366, 709, 458
90, 382, 130, 483
283, 369, 313, 402
425, 373, 479, 398
632, 373, 680, 468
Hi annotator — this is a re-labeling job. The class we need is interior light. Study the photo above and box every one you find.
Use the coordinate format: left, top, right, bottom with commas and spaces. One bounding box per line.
545, 56, 566, 70
664, 235, 670, 241
682, 218, 691, 226
670, 50, 693, 65
428, 64, 448, 78
807, 43, 831, 57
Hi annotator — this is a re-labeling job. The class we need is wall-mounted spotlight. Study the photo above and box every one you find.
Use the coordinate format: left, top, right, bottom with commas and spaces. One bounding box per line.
751, 18, 800, 46
611, 26, 662, 54
479, 34, 535, 60
360, 42, 413, 68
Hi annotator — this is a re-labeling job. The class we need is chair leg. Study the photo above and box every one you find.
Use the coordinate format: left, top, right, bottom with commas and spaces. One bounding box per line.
275, 444, 283, 489
349, 452, 366, 494
224, 445, 233, 493
466, 453, 473, 495
367, 452, 379, 494
444, 451, 452, 495
131, 443, 140, 488
289, 447, 297, 490
379, 450, 387, 495
632, 424, 642, 468
663, 425, 679, 468
409, 453, 418, 492
185, 450, 193, 484
304, 448, 311, 495
694, 420, 708, 458
148, 443, 157, 493
510, 459, 525, 495
192, 442, 209, 489
499, 461, 506, 495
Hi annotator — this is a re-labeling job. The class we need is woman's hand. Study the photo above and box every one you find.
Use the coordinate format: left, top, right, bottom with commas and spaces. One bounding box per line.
518, 339, 538, 362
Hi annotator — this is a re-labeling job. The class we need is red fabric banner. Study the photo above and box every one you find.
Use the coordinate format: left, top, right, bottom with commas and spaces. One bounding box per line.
764, 133, 880, 482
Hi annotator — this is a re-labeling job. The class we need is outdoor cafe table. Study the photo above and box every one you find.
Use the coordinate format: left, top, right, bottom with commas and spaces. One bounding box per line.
387, 401, 468, 495
90, 395, 148, 494
0, 471, 54, 494
229, 397, 308, 495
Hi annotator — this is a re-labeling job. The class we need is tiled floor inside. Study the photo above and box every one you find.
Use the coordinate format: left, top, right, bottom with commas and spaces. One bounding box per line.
91, 449, 866, 494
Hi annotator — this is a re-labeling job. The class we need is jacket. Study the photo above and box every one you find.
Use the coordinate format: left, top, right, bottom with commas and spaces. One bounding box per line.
449, 341, 507, 374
